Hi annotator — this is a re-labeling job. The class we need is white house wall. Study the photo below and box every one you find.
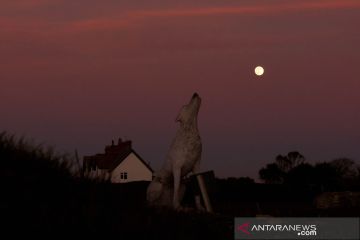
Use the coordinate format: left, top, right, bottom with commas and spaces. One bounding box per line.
111, 152, 153, 183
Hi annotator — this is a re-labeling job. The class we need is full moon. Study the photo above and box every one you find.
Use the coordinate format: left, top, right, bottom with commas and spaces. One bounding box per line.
255, 66, 264, 76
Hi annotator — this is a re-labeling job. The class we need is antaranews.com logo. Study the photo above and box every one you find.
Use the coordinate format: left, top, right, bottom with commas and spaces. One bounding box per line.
237, 222, 317, 237
234, 217, 359, 240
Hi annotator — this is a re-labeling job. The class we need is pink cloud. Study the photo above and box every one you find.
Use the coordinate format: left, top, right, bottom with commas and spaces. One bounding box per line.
68, 19, 132, 32
0, 17, 49, 33
63, 0, 360, 32
0, 0, 60, 8
1, 0, 359, 33
134, 0, 360, 17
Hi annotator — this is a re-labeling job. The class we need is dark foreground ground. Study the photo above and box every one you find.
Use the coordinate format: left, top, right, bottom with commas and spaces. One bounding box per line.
1, 133, 359, 238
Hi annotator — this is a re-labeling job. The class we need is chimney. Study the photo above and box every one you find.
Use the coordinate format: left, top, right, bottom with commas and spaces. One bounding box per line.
123, 140, 132, 150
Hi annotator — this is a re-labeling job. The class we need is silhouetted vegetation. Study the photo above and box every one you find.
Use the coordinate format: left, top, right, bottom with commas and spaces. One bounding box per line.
0, 132, 231, 238
259, 151, 305, 184
259, 151, 360, 191
2, 133, 359, 237
254, 151, 360, 217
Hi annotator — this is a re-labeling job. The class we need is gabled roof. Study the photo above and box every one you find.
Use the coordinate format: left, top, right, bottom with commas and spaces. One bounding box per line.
83, 139, 153, 173
129, 150, 154, 173
97, 149, 153, 173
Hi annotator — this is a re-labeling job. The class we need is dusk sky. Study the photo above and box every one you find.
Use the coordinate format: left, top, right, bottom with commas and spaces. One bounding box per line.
1, 0, 359, 179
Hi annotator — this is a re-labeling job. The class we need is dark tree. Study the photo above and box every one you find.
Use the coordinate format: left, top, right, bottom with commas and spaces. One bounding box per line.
329, 158, 357, 179
260, 151, 305, 184
284, 163, 315, 186
259, 163, 285, 184
276, 151, 305, 173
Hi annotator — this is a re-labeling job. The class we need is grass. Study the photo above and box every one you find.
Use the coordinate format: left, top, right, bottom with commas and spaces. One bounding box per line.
0, 132, 232, 239
1, 132, 358, 238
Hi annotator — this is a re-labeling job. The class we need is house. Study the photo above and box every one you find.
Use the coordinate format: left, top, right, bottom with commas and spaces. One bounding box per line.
83, 138, 153, 183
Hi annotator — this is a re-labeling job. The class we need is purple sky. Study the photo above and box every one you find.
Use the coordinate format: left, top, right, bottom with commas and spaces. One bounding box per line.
1, 0, 360, 179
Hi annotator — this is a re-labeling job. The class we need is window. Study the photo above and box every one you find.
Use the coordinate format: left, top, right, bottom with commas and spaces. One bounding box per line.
120, 172, 128, 180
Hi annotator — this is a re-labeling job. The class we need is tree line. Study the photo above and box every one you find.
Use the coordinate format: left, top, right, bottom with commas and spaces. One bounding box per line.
259, 151, 360, 191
